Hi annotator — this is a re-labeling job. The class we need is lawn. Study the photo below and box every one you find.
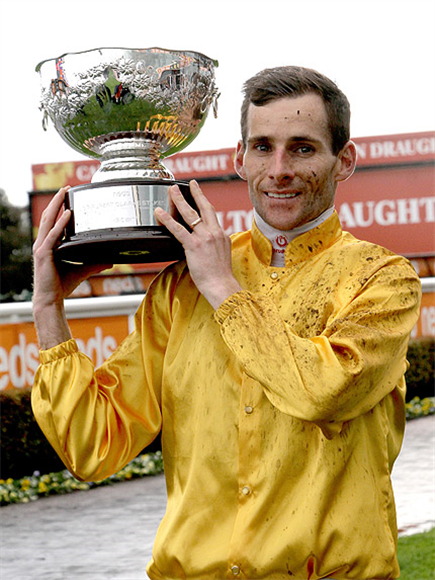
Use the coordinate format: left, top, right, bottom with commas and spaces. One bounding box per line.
398, 528, 435, 580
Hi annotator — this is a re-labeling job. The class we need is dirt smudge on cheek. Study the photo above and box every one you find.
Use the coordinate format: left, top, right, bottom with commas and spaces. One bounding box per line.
306, 168, 320, 189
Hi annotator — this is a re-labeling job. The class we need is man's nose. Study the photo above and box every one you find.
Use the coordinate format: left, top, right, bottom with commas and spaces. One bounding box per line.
268, 149, 295, 180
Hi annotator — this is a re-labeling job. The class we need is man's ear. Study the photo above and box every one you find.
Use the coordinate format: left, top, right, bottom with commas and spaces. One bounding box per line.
335, 140, 357, 183
234, 140, 247, 181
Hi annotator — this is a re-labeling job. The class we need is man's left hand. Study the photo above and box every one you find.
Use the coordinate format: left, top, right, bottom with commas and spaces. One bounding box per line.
154, 180, 242, 310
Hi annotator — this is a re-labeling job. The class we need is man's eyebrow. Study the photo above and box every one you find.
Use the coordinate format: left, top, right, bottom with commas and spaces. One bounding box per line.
289, 135, 323, 144
247, 135, 323, 145
247, 135, 270, 143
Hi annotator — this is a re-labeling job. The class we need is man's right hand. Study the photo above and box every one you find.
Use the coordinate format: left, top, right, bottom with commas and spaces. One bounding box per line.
32, 186, 111, 349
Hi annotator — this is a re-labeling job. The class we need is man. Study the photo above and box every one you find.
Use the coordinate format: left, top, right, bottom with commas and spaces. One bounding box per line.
32, 66, 421, 580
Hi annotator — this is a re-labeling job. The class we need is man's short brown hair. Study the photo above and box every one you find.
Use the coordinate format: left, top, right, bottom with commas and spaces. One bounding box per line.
240, 66, 351, 155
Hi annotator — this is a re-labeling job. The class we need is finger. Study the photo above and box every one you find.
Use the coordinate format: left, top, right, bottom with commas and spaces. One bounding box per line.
167, 184, 199, 225
61, 262, 113, 283
33, 209, 71, 256
35, 187, 70, 245
154, 207, 164, 226
167, 188, 178, 219
154, 189, 179, 225
83, 264, 113, 277
154, 205, 192, 246
44, 209, 71, 249
187, 180, 219, 227
168, 184, 197, 218
167, 183, 213, 232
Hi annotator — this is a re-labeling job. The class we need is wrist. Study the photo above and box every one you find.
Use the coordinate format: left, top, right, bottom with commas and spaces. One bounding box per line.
201, 279, 243, 311
32, 294, 64, 318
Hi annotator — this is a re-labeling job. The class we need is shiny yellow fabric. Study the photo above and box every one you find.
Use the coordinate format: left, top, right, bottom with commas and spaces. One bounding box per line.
32, 212, 421, 580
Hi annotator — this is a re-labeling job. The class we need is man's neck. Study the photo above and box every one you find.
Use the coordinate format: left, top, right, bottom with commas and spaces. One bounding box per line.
254, 207, 335, 266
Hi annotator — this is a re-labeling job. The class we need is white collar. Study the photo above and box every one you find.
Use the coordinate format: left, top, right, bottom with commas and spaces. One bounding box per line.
254, 207, 335, 266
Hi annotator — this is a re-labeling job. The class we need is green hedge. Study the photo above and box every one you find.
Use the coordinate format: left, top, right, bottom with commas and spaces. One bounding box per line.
0, 388, 161, 480
1, 389, 65, 479
405, 337, 435, 402
0, 338, 433, 480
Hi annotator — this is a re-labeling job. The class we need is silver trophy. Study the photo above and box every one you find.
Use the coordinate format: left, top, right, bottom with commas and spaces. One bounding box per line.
36, 47, 219, 263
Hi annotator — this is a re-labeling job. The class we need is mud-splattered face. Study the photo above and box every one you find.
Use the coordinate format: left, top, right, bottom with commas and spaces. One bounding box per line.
235, 94, 355, 231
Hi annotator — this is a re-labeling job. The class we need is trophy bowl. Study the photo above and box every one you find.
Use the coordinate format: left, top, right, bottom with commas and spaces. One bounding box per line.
36, 47, 219, 264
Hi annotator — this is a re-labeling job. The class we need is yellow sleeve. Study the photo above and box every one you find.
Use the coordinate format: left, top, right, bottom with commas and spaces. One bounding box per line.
215, 260, 421, 438
31, 265, 182, 482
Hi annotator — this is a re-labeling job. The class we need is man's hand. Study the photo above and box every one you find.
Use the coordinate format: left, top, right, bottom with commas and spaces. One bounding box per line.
32, 187, 111, 349
155, 180, 242, 310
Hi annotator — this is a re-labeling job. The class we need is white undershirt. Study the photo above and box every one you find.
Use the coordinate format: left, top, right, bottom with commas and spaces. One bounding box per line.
254, 207, 335, 266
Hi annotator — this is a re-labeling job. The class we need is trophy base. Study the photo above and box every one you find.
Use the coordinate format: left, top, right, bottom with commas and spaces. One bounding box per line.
55, 227, 185, 264
55, 179, 194, 265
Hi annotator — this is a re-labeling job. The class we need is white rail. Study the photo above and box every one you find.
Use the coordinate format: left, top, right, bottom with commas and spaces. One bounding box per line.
0, 294, 144, 324
1, 277, 434, 324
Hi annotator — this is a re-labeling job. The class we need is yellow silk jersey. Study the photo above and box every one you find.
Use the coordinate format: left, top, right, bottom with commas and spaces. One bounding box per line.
32, 212, 421, 580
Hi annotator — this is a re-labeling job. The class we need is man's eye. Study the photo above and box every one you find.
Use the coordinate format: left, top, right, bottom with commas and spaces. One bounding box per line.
296, 145, 314, 154
254, 143, 270, 152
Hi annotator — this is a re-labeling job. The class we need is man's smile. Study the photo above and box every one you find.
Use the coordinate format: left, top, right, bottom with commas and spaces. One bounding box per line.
265, 191, 301, 199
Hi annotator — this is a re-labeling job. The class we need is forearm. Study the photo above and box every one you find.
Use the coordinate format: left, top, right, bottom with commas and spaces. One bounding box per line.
33, 300, 72, 350
31, 186, 112, 350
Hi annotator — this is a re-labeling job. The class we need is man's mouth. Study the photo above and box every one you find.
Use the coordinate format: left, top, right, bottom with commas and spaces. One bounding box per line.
265, 192, 300, 199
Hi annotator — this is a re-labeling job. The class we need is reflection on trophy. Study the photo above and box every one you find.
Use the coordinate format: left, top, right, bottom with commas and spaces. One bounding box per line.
37, 47, 219, 264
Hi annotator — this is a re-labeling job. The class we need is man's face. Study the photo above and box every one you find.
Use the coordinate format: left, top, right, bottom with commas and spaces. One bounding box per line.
235, 93, 355, 231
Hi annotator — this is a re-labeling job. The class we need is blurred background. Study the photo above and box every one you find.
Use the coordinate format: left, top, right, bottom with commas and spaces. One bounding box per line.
1, 0, 434, 207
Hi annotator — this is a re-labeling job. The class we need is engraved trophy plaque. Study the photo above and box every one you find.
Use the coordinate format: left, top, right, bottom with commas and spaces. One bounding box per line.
36, 47, 219, 263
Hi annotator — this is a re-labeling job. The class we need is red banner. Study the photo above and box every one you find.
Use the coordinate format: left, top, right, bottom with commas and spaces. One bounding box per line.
31, 131, 434, 190
353, 131, 434, 167
29, 131, 434, 261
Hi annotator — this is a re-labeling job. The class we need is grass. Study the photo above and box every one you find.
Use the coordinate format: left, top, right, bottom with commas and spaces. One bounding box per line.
397, 528, 435, 580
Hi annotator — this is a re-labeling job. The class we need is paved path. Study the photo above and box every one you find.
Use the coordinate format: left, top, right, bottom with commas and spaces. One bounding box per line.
393, 414, 435, 536
1, 416, 434, 580
1, 473, 166, 580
